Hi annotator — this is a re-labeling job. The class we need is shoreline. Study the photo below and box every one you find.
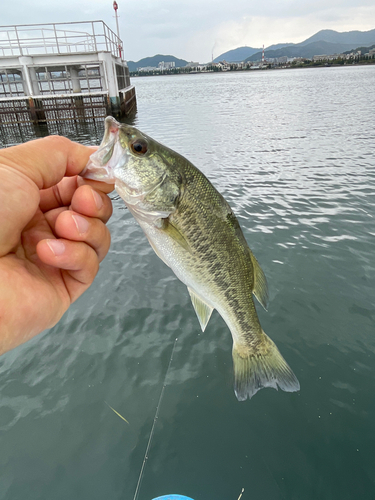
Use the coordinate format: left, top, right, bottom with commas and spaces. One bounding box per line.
130, 60, 375, 78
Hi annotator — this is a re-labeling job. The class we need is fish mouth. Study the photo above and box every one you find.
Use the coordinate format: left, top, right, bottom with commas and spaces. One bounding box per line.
80, 162, 116, 183
80, 116, 123, 184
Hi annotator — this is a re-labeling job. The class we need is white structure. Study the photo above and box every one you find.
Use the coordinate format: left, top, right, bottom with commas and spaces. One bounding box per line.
158, 61, 175, 70
0, 21, 136, 123
138, 66, 158, 72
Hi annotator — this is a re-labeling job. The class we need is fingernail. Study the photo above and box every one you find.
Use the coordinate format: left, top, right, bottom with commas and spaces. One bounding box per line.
47, 239, 66, 256
72, 214, 89, 234
92, 189, 103, 210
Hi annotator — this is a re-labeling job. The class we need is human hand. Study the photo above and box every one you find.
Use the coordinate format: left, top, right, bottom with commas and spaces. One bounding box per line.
0, 135, 114, 355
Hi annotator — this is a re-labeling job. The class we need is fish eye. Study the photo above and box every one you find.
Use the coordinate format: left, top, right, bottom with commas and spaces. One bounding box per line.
130, 139, 148, 155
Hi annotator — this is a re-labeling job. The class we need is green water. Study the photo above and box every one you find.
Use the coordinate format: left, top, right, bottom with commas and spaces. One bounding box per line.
1, 66, 375, 500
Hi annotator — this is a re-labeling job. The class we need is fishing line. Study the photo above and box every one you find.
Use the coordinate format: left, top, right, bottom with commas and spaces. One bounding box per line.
133, 337, 179, 500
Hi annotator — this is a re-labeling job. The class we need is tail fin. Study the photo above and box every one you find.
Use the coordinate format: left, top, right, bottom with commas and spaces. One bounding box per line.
232, 332, 300, 401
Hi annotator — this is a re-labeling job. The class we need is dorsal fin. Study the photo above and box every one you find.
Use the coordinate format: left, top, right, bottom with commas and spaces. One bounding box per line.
187, 287, 214, 332
249, 250, 269, 310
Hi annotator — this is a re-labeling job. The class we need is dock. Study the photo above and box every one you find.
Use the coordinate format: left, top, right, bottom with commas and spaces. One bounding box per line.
0, 21, 136, 125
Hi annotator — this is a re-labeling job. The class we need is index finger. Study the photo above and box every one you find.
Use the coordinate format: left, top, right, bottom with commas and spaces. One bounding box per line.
0, 135, 96, 190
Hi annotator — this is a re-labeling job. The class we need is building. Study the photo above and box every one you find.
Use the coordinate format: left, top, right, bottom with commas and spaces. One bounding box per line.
0, 21, 136, 124
185, 61, 200, 68
158, 61, 175, 70
138, 66, 158, 72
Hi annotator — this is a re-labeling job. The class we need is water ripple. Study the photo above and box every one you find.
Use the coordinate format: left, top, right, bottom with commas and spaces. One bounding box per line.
1, 66, 375, 500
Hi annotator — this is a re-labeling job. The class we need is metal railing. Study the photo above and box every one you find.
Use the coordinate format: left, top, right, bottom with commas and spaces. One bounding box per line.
0, 21, 123, 59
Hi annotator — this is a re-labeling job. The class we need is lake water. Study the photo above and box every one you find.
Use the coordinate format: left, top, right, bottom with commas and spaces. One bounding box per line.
1, 66, 375, 500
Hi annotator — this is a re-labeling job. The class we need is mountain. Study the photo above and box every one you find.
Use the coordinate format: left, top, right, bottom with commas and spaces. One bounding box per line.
343, 43, 375, 54
214, 43, 296, 63
127, 54, 188, 72
213, 46, 261, 63
263, 42, 294, 51
127, 29, 375, 70
244, 28, 375, 62
300, 29, 375, 47
245, 41, 361, 62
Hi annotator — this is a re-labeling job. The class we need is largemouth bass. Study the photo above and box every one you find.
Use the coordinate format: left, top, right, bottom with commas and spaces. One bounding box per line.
82, 117, 300, 401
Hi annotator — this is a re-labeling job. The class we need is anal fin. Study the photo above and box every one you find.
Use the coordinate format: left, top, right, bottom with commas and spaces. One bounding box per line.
187, 287, 214, 332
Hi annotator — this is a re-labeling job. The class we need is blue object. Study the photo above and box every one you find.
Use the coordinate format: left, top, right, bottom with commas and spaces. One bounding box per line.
152, 496, 194, 500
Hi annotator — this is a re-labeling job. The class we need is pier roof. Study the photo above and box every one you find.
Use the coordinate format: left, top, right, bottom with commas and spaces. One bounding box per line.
0, 21, 123, 60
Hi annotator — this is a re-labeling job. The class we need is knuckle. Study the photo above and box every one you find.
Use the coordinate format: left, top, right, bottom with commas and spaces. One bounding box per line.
42, 135, 71, 149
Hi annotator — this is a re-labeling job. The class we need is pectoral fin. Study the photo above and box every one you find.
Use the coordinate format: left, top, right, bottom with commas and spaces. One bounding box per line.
160, 219, 191, 254
249, 250, 269, 310
187, 287, 214, 332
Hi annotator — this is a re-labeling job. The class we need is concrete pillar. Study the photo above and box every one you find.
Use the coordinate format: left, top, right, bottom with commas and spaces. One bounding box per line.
18, 57, 45, 123
67, 66, 84, 119
98, 52, 120, 116
19, 57, 39, 96
28, 67, 40, 95
69, 67, 81, 93
18, 57, 33, 96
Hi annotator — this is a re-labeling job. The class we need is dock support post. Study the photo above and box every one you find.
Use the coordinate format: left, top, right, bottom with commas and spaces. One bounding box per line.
69, 66, 84, 119
19, 57, 40, 96
69, 67, 82, 93
19, 56, 46, 123
27, 97, 46, 125
98, 52, 121, 117
28, 67, 40, 96
28, 98, 36, 123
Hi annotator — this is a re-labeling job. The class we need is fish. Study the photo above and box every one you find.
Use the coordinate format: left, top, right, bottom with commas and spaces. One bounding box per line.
81, 116, 300, 401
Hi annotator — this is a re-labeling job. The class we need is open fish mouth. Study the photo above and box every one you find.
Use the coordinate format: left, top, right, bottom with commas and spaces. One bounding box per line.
80, 117, 123, 184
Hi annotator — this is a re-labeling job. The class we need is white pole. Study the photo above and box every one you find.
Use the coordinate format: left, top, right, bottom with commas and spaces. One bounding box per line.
113, 1, 123, 59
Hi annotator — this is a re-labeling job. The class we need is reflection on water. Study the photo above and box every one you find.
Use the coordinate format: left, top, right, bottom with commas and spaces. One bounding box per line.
0, 119, 104, 148
0, 66, 375, 500
0, 110, 138, 148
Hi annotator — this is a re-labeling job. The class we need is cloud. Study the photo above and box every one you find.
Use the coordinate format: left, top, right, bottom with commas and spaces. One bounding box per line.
0, 0, 374, 62
182, 5, 375, 62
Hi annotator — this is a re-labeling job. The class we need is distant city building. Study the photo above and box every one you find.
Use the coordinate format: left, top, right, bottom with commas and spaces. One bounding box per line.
313, 54, 335, 62
137, 66, 158, 72
158, 61, 175, 70
213, 60, 230, 71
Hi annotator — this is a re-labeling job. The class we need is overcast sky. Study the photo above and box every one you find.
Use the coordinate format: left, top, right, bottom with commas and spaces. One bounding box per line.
1, 0, 375, 62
